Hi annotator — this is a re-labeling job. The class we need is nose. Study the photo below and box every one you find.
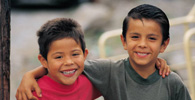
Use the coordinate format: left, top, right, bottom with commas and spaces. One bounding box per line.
138, 38, 147, 48
63, 56, 74, 66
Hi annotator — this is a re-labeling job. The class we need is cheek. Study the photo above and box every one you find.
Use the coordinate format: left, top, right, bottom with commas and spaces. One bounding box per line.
150, 44, 162, 53
47, 61, 62, 70
126, 42, 135, 50
78, 60, 85, 67
75, 58, 85, 68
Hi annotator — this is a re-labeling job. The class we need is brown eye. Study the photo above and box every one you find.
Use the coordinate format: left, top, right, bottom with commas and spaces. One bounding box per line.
149, 37, 157, 40
72, 53, 79, 56
55, 56, 62, 59
132, 36, 139, 38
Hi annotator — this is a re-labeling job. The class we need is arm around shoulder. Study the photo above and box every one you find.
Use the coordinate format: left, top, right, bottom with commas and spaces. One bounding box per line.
84, 59, 112, 95
15, 66, 47, 100
30, 65, 48, 78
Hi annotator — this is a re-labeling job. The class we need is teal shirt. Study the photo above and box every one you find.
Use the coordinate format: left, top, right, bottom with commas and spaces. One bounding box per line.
84, 58, 191, 100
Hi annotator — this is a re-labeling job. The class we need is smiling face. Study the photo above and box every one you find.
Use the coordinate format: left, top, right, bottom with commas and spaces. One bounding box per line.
121, 18, 169, 68
38, 38, 88, 85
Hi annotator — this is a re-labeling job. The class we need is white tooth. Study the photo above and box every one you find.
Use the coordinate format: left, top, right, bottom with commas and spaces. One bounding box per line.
137, 53, 147, 56
63, 70, 75, 75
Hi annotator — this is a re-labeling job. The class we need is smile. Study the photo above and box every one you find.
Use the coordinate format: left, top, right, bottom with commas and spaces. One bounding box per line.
136, 52, 149, 57
62, 70, 76, 75
137, 52, 147, 56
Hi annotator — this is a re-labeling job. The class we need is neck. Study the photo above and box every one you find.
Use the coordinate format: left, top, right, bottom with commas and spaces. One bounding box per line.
130, 60, 156, 79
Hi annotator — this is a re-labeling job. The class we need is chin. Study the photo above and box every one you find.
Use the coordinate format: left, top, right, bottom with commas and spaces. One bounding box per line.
135, 61, 150, 66
62, 79, 77, 85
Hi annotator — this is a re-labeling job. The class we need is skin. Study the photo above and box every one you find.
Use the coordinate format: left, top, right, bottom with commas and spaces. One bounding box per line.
38, 38, 88, 85
121, 18, 169, 79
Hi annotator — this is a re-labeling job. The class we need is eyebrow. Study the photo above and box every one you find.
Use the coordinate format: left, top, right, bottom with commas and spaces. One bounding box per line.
72, 49, 82, 52
148, 34, 160, 37
51, 52, 63, 56
129, 32, 160, 37
129, 32, 140, 35
51, 49, 82, 56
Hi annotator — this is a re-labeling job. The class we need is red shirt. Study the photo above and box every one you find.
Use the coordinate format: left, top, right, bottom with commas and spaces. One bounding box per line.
33, 74, 101, 100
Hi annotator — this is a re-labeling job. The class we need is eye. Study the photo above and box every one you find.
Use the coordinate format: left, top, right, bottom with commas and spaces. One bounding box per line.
131, 36, 139, 39
55, 56, 63, 59
130, 35, 139, 40
149, 37, 157, 40
72, 53, 80, 56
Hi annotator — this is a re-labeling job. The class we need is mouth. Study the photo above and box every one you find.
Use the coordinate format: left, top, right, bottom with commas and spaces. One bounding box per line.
61, 69, 77, 76
136, 52, 149, 57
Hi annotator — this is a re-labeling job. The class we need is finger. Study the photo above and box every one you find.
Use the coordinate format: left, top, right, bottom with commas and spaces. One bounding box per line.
26, 89, 37, 100
22, 92, 28, 100
15, 90, 19, 100
34, 84, 42, 98
159, 59, 165, 70
161, 60, 167, 78
29, 96, 38, 100
159, 67, 162, 76
16, 90, 21, 100
162, 67, 166, 78
26, 90, 39, 100
161, 60, 170, 77
160, 60, 166, 76
155, 58, 162, 75
156, 58, 161, 69
166, 65, 170, 76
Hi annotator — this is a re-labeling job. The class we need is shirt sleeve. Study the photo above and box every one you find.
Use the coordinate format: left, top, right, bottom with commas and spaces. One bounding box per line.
83, 59, 112, 96
170, 72, 192, 100
176, 85, 192, 100
92, 86, 102, 99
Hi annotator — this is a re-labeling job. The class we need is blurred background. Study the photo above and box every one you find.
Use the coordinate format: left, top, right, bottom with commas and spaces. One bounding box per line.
11, 0, 195, 99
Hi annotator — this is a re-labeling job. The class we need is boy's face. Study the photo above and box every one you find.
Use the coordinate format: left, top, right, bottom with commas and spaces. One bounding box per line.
121, 18, 169, 67
38, 38, 88, 85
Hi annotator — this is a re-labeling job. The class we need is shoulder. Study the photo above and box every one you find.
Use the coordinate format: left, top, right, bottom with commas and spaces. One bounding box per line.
84, 58, 126, 68
78, 74, 95, 90
167, 72, 183, 83
166, 72, 191, 100
37, 75, 52, 88
84, 58, 127, 75
84, 59, 112, 66
37, 75, 48, 83
79, 74, 91, 83
165, 72, 186, 89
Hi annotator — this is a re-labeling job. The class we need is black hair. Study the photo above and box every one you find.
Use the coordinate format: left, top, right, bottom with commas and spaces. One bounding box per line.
37, 18, 86, 60
122, 4, 170, 44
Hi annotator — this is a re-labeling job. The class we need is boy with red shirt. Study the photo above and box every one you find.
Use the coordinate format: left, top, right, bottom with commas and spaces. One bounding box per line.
32, 18, 100, 100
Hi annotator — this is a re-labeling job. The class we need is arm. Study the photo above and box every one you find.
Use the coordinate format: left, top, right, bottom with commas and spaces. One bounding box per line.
15, 66, 47, 100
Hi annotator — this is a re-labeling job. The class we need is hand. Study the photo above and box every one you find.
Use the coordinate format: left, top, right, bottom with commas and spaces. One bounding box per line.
156, 58, 170, 78
15, 72, 42, 100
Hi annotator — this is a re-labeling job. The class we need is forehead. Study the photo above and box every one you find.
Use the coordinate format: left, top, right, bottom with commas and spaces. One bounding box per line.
49, 38, 81, 49
127, 18, 162, 36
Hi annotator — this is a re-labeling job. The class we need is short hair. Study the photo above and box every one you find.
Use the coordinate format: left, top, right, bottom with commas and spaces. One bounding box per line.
37, 18, 86, 60
122, 4, 170, 44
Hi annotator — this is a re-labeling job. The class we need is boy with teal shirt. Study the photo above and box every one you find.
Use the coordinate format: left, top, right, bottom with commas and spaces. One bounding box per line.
15, 4, 174, 100
83, 4, 191, 100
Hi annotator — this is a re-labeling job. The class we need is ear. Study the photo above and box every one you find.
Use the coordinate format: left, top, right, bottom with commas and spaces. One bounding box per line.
120, 34, 127, 50
38, 54, 48, 69
83, 48, 89, 60
160, 38, 170, 53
